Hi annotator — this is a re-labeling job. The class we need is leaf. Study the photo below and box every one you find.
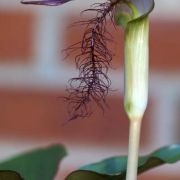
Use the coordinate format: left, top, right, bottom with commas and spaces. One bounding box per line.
66, 144, 180, 180
0, 144, 67, 180
0, 170, 23, 180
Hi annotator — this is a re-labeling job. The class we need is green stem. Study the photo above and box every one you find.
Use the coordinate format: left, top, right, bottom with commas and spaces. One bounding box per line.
126, 118, 142, 180
124, 17, 149, 180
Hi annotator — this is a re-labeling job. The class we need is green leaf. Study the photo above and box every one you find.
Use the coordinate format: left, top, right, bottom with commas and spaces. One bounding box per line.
66, 144, 180, 180
0, 170, 23, 180
0, 144, 67, 180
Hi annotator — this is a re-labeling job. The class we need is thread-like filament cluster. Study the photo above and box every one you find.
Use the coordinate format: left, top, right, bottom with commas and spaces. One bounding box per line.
65, 0, 122, 120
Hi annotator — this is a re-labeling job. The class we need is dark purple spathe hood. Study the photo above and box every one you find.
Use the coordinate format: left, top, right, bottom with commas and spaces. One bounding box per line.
21, 0, 73, 6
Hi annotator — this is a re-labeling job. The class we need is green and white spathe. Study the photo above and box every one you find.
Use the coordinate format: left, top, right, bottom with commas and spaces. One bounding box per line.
115, 0, 154, 120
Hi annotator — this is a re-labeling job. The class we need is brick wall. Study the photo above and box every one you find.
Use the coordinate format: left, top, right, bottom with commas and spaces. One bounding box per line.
0, 0, 179, 179
0, 11, 34, 62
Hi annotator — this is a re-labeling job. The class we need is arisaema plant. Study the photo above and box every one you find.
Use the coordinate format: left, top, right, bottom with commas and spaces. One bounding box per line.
0, 0, 177, 179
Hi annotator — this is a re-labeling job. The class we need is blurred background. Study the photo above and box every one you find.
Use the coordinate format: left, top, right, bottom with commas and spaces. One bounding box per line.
0, 0, 179, 179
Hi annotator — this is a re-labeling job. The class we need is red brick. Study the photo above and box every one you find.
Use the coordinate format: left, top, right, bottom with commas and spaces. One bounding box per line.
149, 20, 180, 71
0, 11, 34, 62
62, 14, 180, 71
0, 90, 152, 146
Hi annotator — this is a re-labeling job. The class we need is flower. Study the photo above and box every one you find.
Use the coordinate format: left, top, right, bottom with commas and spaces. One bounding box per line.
114, 0, 154, 120
114, 0, 154, 28
21, 0, 72, 6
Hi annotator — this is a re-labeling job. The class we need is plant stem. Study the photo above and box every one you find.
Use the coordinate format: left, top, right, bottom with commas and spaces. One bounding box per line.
114, 1, 154, 179
126, 117, 142, 180
124, 17, 149, 180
